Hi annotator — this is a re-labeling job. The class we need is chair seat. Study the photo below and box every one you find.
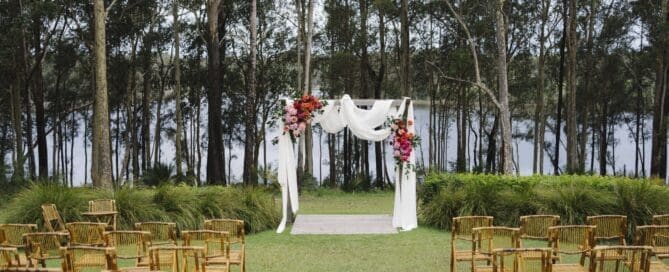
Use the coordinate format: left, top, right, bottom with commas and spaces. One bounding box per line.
208, 251, 243, 265
205, 265, 230, 272
454, 250, 490, 261
553, 264, 588, 272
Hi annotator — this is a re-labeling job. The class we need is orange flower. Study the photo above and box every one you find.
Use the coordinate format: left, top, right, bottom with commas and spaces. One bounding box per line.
408, 120, 414, 126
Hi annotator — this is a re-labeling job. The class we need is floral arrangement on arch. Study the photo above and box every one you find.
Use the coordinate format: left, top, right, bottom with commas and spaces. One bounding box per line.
281, 94, 325, 143
388, 118, 419, 168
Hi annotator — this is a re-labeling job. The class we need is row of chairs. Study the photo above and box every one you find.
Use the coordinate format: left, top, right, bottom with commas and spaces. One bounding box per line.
2, 244, 229, 271
451, 215, 669, 272
471, 246, 659, 272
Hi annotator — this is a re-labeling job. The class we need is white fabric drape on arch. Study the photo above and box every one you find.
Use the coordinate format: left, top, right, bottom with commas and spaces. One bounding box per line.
275, 94, 418, 233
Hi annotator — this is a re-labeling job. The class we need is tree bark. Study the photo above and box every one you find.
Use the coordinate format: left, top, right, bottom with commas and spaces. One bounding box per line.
400, 0, 411, 97
91, 0, 113, 189
495, 0, 513, 174
565, 0, 579, 174
243, 0, 258, 186
651, 0, 669, 179
206, 0, 226, 185
533, 0, 550, 175
554, 0, 568, 175
174, 0, 184, 178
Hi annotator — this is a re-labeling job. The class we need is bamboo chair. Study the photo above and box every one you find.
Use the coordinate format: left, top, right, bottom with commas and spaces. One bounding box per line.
1, 224, 37, 266
83, 199, 118, 231
65, 222, 107, 246
1, 247, 23, 268
104, 231, 152, 268
589, 246, 653, 272
23, 232, 70, 268
587, 215, 628, 245
491, 248, 553, 272
134, 223, 177, 247
471, 227, 521, 272
41, 204, 67, 233
148, 246, 217, 272
652, 215, 669, 226
204, 219, 245, 272
61, 246, 118, 272
548, 225, 596, 272
635, 225, 669, 265
520, 215, 560, 242
182, 230, 231, 272
451, 216, 494, 272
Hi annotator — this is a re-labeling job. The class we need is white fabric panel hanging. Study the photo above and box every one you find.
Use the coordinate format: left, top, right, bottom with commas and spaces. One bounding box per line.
276, 95, 418, 233
276, 101, 299, 234
391, 98, 418, 231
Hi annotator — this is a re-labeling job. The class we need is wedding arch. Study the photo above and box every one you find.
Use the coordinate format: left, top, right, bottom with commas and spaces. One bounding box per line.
276, 94, 418, 233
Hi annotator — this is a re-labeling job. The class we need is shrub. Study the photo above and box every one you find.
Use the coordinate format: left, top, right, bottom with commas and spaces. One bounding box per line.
419, 173, 669, 236
1, 183, 280, 234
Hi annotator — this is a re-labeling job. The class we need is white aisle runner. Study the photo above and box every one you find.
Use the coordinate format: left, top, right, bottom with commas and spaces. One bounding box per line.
290, 214, 398, 235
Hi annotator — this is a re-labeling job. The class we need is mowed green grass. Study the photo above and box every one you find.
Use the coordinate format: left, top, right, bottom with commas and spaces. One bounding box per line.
246, 189, 451, 271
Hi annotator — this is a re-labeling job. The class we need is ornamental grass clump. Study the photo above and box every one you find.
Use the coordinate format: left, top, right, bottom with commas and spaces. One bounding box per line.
1, 183, 280, 234
420, 174, 669, 232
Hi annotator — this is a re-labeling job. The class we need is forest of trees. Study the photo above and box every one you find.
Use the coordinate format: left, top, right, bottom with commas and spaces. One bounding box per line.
0, 0, 668, 189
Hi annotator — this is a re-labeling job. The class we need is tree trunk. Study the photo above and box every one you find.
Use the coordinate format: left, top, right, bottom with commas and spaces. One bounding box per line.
91, 0, 113, 189
651, 0, 669, 179
554, 0, 568, 175
495, 0, 513, 175
243, 0, 258, 186
206, 0, 226, 185
565, 0, 578, 174
533, 0, 550, 175
400, 0, 410, 97
173, 0, 184, 178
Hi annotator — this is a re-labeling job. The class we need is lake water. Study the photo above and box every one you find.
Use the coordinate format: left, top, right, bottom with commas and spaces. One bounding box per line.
11, 102, 654, 186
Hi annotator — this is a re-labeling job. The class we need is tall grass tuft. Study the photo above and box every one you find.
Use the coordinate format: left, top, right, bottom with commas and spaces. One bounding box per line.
3, 183, 105, 229
1, 183, 280, 234
420, 174, 669, 230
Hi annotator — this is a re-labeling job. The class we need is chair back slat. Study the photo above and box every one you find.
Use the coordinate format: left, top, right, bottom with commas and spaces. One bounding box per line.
66, 222, 107, 246
23, 232, 70, 267
653, 215, 669, 226
89, 199, 116, 213
520, 215, 560, 240
587, 215, 627, 244
0, 224, 38, 248
182, 230, 230, 259
104, 230, 151, 264
452, 216, 494, 241
204, 219, 245, 244
61, 246, 117, 272
135, 222, 177, 246
149, 246, 205, 272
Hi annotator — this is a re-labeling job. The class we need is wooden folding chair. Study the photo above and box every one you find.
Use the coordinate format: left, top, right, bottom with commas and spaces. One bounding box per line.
204, 219, 245, 272
61, 246, 117, 272
41, 204, 66, 233
83, 199, 118, 231
104, 230, 152, 268
471, 227, 521, 272
23, 232, 70, 268
589, 246, 652, 272
134, 222, 177, 247
65, 222, 107, 246
548, 225, 596, 272
451, 216, 494, 272
182, 230, 231, 272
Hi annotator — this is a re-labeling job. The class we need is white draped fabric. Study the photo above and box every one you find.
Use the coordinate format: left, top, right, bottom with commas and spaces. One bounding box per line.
276, 94, 418, 233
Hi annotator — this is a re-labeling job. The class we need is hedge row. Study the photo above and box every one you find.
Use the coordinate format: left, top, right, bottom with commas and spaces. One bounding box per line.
419, 173, 669, 238
0, 183, 280, 234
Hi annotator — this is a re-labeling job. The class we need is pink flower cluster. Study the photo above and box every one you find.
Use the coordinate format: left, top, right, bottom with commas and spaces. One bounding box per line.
390, 119, 416, 163
282, 95, 324, 139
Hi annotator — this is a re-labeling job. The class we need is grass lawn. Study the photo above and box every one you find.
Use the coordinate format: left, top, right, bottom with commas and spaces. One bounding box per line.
246, 189, 452, 271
